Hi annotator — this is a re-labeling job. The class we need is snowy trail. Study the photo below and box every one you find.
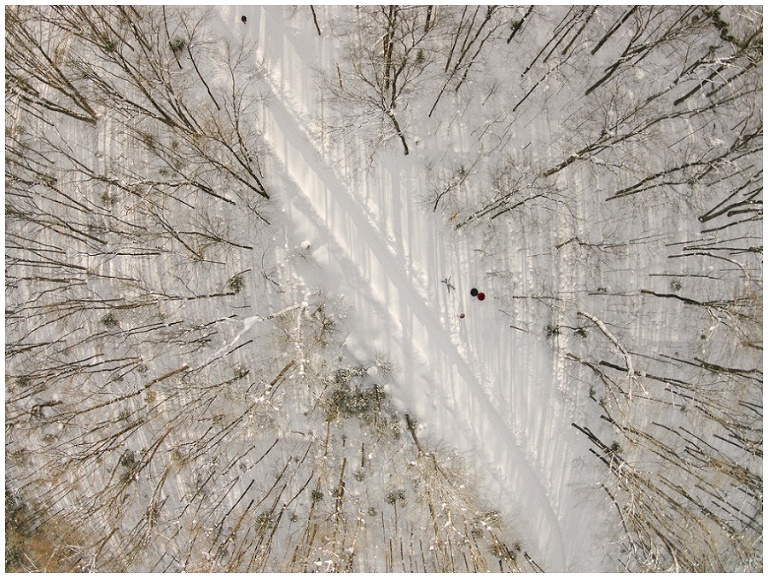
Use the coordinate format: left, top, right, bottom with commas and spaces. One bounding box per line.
219, 6, 589, 570
262, 88, 566, 569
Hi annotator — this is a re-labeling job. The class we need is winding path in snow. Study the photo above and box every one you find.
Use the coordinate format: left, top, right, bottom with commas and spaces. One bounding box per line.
219, 6, 579, 570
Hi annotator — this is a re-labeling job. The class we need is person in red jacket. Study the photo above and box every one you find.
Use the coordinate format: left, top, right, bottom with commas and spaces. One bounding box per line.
470, 288, 486, 301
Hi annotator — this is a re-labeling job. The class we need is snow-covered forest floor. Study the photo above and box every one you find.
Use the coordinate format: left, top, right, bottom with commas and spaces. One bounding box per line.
5, 5, 762, 572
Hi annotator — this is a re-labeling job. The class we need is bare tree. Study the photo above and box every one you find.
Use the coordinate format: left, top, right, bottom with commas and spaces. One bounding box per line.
323, 5, 440, 156
428, 5, 509, 117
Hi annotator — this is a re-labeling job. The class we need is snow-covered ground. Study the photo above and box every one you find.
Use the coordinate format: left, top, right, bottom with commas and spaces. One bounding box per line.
5, 5, 761, 573
245, 6, 596, 570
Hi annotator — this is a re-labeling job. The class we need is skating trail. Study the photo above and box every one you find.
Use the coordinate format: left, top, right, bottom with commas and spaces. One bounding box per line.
218, 6, 595, 571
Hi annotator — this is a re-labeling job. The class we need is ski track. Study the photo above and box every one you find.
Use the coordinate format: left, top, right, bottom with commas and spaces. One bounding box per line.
216, 6, 595, 570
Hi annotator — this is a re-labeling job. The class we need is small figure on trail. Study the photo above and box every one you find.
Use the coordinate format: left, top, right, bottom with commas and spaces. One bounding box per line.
241, 15, 247, 24
470, 287, 486, 300
441, 277, 455, 293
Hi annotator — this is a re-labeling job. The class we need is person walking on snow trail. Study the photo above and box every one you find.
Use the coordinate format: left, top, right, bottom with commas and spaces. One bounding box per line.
470, 287, 486, 301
